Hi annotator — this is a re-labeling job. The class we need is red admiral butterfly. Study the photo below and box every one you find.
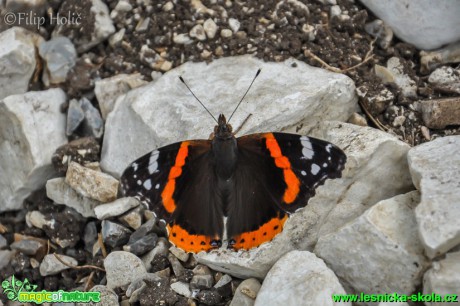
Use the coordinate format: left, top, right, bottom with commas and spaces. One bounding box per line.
120, 70, 346, 253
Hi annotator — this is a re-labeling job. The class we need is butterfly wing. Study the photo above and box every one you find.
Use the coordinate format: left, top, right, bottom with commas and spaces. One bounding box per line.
120, 140, 224, 252
226, 132, 346, 250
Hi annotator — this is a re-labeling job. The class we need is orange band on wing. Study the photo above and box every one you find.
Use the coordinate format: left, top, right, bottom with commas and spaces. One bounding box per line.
265, 133, 300, 204
161, 142, 189, 213
231, 214, 288, 250
167, 224, 215, 253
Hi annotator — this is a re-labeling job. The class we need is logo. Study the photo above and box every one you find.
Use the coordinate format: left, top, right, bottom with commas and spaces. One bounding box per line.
2, 275, 101, 304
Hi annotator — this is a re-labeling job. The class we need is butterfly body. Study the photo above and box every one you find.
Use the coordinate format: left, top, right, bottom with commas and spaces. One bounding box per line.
121, 114, 346, 253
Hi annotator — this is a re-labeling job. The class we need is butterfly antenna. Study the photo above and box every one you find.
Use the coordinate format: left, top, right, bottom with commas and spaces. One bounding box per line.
228, 68, 261, 123
179, 76, 218, 123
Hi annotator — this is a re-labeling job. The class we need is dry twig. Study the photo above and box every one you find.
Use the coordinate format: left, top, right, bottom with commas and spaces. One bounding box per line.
53, 253, 105, 272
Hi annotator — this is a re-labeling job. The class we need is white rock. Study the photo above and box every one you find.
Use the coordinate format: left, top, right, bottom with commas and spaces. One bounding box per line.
173, 33, 193, 45
95, 73, 147, 119
40, 254, 77, 276
230, 278, 261, 306
204, 18, 218, 39
384, 57, 417, 98
104, 251, 148, 289
94, 197, 140, 219
330, 5, 341, 17
359, 0, 460, 50
65, 161, 119, 203
46, 177, 100, 218
408, 136, 460, 258
26, 211, 54, 229
228, 18, 240, 33
101, 55, 357, 177
255, 251, 349, 306
0, 27, 43, 100
198, 121, 413, 279
189, 24, 207, 41
39, 36, 77, 85
423, 252, 460, 305
170, 281, 192, 298
220, 29, 233, 38
428, 66, 460, 94
87, 285, 119, 306
420, 42, 460, 74
0, 88, 67, 211
314, 191, 428, 300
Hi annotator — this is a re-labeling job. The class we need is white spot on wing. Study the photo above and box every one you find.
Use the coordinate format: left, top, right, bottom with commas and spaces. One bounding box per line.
311, 163, 320, 175
301, 170, 307, 176
300, 136, 314, 159
137, 180, 142, 185
326, 144, 332, 153
132, 163, 138, 171
148, 161, 158, 174
143, 179, 152, 190
155, 183, 160, 190
323, 163, 328, 168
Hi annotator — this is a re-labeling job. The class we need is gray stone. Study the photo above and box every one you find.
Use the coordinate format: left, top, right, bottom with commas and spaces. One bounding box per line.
230, 278, 261, 306
190, 274, 214, 290
359, 0, 460, 50
126, 273, 162, 303
66, 98, 85, 136
40, 254, 77, 276
314, 191, 427, 299
228, 18, 240, 33
129, 218, 162, 243
423, 252, 460, 304
428, 66, 460, 94
203, 18, 218, 39
408, 136, 460, 258
94, 73, 147, 119
10, 239, 44, 255
0, 250, 14, 270
168, 253, 185, 278
0, 88, 67, 211
39, 36, 77, 85
0, 27, 43, 100
94, 197, 140, 219
124, 233, 158, 256
118, 206, 144, 229
375, 57, 417, 98
0, 235, 7, 249
141, 237, 169, 271
420, 42, 460, 74
46, 177, 100, 218
65, 161, 119, 203
102, 220, 132, 248
189, 24, 207, 41
101, 55, 357, 177
83, 221, 98, 252
420, 97, 460, 129
170, 281, 192, 298
169, 245, 190, 262
104, 251, 147, 289
79, 97, 104, 139
255, 251, 349, 306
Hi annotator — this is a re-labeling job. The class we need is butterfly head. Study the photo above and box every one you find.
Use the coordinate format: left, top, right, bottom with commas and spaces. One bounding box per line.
214, 114, 233, 139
